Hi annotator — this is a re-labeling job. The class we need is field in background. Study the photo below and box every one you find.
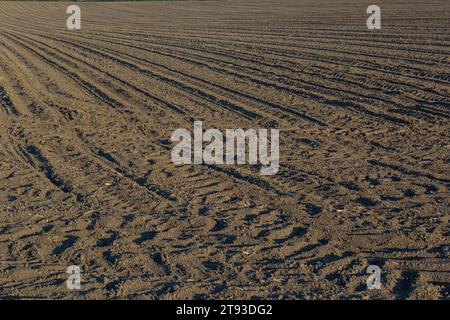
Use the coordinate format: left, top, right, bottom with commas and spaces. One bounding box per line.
0, 0, 449, 299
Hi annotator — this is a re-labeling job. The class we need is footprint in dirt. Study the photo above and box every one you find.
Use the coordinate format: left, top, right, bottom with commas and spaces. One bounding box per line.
97, 232, 118, 247
380, 195, 402, 201
340, 181, 360, 191
394, 270, 419, 299
423, 184, 438, 194
52, 235, 79, 256
403, 189, 416, 197
42, 225, 54, 233
134, 231, 157, 244
213, 234, 236, 244
211, 219, 227, 232
305, 204, 322, 216
356, 197, 377, 207
203, 261, 224, 271
102, 250, 117, 266
275, 227, 308, 244
365, 176, 380, 186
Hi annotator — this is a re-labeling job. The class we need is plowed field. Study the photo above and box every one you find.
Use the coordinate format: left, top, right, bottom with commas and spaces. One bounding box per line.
0, 0, 449, 299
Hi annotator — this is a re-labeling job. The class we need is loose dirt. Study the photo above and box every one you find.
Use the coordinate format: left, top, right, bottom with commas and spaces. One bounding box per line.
0, 0, 449, 299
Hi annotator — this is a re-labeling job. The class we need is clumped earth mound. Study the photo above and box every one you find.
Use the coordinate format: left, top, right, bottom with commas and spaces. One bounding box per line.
0, 0, 448, 299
